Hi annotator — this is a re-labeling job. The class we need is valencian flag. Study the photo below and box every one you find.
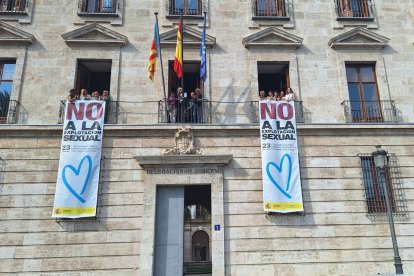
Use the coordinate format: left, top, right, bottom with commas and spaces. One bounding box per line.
174, 22, 183, 78
200, 15, 207, 82
148, 22, 160, 81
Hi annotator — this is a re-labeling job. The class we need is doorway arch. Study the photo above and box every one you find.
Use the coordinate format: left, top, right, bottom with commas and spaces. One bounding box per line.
192, 230, 210, 262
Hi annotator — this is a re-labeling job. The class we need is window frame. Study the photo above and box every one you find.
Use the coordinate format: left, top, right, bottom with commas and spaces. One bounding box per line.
0, 60, 16, 123
0, 0, 27, 14
335, 0, 374, 20
0, 60, 16, 86
78, 0, 119, 16
252, 0, 289, 20
167, 0, 203, 18
345, 63, 382, 122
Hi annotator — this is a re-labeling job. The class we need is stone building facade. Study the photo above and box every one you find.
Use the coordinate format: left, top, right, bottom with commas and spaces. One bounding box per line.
0, 0, 414, 275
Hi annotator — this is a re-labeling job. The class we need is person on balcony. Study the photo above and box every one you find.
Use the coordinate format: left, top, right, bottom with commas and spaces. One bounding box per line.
167, 92, 177, 123
176, 87, 184, 123
259, 90, 266, 101
266, 91, 274, 100
102, 90, 111, 123
286, 87, 296, 101
91, 91, 101, 100
80, 89, 90, 100
195, 88, 203, 123
280, 91, 287, 101
102, 90, 110, 101
187, 91, 197, 123
275, 92, 281, 101
67, 89, 78, 102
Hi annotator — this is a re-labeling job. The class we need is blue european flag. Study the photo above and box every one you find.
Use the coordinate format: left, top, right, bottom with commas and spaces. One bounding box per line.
200, 16, 207, 82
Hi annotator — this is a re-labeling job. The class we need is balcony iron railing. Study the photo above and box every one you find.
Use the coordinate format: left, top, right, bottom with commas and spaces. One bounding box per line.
0, 0, 27, 13
78, 0, 118, 15
167, 0, 203, 17
342, 100, 398, 123
335, 0, 373, 19
250, 100, 305, 123
253, 0, 288, 18
158, 98, 211, 124
0, 100, 19, 124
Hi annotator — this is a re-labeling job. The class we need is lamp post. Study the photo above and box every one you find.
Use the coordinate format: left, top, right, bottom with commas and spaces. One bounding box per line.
372, 145, 403, 274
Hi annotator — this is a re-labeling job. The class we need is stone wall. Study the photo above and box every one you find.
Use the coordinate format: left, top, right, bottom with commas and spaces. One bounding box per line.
0, 125, 413, 275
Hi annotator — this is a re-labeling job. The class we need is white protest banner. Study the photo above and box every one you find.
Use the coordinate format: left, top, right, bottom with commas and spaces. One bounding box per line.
52, 100, 106, 218
259, 101, 303, 213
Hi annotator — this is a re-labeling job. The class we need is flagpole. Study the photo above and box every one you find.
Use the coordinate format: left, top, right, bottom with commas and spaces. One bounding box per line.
180, 9, 184, 92
154, 12, 167, 101
202, 12, 207, 122
201, 12, 208, 123
154, 12, 169, 122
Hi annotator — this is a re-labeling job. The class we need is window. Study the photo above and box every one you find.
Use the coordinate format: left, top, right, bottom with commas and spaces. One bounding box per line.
79, 0, 117, 14
257, 62, 289, 93
0, 0, 26, 13
168, 61, 202, 96
168, 0, 202, 16
359, 155, 397, 213
335, 0, 372, 18
75, 60, 112, 94
345, 63, 382, 122
167, 61, 207, 123
254, 0, 287, 18
0, 60, 15, 123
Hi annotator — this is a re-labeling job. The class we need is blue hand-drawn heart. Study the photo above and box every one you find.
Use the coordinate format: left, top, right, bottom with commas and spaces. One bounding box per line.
266, 154, 292, 199
62, 155, 92, 203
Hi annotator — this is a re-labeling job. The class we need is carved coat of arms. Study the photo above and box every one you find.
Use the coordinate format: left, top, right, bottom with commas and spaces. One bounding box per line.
163, 128, 202, 155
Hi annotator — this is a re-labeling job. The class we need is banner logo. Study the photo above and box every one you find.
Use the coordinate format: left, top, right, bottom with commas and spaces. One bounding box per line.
266, 154, 292, 199
62, 155, 92, 203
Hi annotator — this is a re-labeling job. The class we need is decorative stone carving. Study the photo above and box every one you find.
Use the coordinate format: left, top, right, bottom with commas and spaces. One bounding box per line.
159, 24, 216, 48
328, 27, 389, 49
163, 128, 202, 155
242, 27, 303, 49
61, 23, 128, 47
0, 21, 36, 46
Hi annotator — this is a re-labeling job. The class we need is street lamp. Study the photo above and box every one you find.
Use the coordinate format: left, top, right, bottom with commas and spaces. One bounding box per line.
372, 145, 403, 274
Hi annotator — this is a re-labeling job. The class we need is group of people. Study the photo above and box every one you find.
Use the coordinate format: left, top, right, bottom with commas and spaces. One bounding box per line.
167, 87, 204, 123
67, 89, 111, 102
259, 87, 296, 101
66, 88, 111, 123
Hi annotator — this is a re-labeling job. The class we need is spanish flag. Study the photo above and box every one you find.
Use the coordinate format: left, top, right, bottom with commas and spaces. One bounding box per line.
148, 23, 159, 81
174, 22, 183, 78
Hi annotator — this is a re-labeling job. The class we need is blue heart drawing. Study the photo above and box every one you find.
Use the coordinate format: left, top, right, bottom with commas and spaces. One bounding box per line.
266, 154, 293, 199
62, 155, 92, 203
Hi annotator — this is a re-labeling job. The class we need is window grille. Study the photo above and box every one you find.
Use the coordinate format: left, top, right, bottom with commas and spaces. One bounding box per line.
0, 0, 26, 13
358, 153, 407, 219
79, 0, 118, 14
168, 0, 202, 16
335, 0, 372, 18
254, 0, 287, 17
